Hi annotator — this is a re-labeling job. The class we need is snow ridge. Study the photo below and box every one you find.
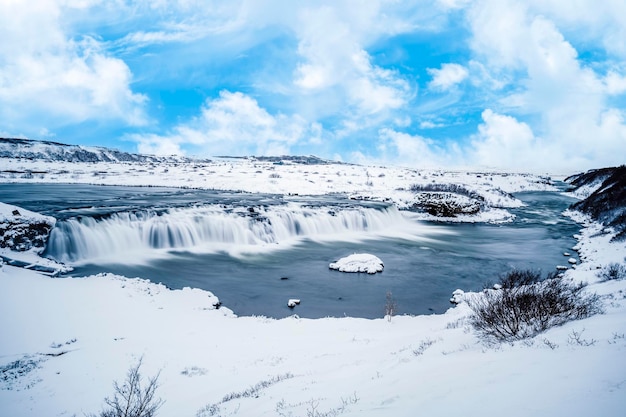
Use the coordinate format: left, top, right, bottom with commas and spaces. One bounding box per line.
0, 138, 199, 164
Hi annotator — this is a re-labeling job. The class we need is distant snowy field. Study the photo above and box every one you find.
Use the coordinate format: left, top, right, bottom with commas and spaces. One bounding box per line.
1, 153, 625, 416
0, 156, 554, 223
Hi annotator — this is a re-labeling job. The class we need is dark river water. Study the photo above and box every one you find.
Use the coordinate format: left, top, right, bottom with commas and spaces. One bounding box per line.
0, 183, 580, 319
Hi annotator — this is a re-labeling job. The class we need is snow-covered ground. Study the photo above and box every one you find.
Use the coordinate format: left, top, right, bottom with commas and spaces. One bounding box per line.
1, 215, 625, 416
1, 153, 625, 416
0, 157, 554, 223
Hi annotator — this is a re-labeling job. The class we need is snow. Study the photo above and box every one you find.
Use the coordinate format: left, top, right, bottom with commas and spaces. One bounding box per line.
0, 156, 556, 223
450, 289, 465, 304
1, 223, 625, 416
0, 201, 54, 225
0, 153, 625, 416
329, 253, 384, 274
568, 179, 605, 200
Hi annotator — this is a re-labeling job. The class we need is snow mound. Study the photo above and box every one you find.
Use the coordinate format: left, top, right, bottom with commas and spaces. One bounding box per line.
329, 253, 384, 274
450, 289, 465, 304
0, 202, 53, 224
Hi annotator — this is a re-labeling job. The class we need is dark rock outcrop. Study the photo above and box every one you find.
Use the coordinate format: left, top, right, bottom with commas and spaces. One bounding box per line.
1, 219, 54, 251
411, 192, 482, 217
409, 183, 485, 217
1, 204, 55, 251
566, 166, 626, 240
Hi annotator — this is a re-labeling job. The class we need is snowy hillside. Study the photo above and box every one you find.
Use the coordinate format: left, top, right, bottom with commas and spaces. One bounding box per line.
0, 138, 199, 164
566, 166, 626, 240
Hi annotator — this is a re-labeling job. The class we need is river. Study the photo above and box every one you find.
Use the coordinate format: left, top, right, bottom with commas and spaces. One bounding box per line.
0, 183, 580, 318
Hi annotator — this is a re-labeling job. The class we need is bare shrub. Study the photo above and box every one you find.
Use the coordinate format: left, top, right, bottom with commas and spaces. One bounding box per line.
384, 291, 397, 322
410, 183, 477, 198
497, 269, 543, 289
94, 358, 163, 417
413, 338, 436, 356
468, 270, 602, 342
197, 373, 294, 417
567, 329, 597, 346
597, 263, 626, 281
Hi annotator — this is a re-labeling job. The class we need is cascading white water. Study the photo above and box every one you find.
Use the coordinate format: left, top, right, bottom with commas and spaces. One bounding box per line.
45, 203, 429, 264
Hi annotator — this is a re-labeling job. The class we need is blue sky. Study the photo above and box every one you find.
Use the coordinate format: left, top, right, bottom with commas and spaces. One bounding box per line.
1, 0, 625, 173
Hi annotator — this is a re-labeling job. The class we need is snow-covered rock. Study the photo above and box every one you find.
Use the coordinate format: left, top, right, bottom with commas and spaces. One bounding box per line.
450, 289, 465, 304
411, 192, 482, 217
329, 253, 384, 274
287, 299, 301, 308
0, 203, 55, 251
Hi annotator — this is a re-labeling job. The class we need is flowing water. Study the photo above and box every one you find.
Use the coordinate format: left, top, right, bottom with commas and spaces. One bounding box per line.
0, 183, 581, 318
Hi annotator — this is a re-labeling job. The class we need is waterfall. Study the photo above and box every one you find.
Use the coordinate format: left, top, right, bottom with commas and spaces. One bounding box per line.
44, 203, 427, 264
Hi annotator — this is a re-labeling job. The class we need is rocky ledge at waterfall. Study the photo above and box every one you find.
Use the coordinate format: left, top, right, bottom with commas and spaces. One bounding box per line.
0, 203, 55, 251
407, 183, 492, 218
566, 165, 626, 241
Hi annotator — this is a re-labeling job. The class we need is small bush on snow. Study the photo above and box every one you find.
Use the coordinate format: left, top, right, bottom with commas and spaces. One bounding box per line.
91, 358, 163, 417
597, 263, 626, 281
496, 269, 543, 289
467, 270, 602, 342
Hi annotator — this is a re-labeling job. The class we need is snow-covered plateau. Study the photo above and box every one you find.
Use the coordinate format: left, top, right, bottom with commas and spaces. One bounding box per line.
0, 140, 625, 416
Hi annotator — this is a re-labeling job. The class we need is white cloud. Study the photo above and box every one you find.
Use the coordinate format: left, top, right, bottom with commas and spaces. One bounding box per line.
525, 0, 626, 58
428, 63, 469, 90
469, 109, 541, 169
375, 128, 449, 168
436, 0, 471, 10
469, 107, 626, 173
132, 91, 316, 156
112, 1, 418, 137
419, 121, 444, 129
135, 134, 185, 157
0, 0, 147, 134
460, 0, 626, 171
292, 4, 411, 118
605, 71, 626, 95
